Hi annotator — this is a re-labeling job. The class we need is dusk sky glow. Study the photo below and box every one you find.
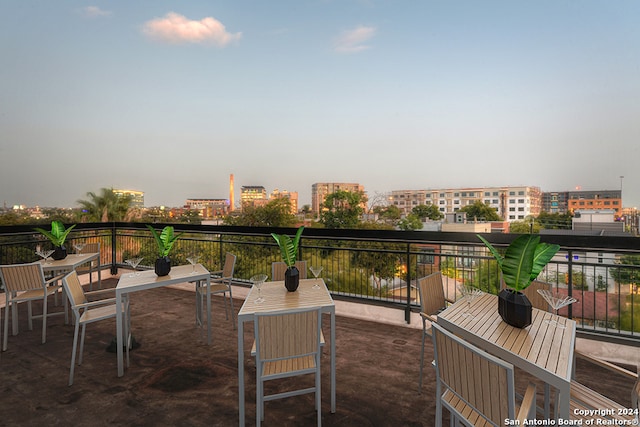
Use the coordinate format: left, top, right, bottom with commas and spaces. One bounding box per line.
1, 1, 638, 209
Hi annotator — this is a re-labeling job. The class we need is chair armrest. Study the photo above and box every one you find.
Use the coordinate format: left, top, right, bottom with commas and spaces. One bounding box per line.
209, 270, 223, 278
85, 288, 115, 297
420, 312, 438, 324
211, 276, 231, 284
575, 350, 638, 380
76, 298, 116, 309
45, 273, 67, 286
516, 382, 537, 424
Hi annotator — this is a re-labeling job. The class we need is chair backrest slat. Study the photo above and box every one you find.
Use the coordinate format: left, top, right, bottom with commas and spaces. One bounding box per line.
418, 272, 446, 316
222, 253, 236, 278
524, 280, 551, 312
295, 261, 307, 279
271, 261, 308, 282
82, 242, 100, 254
0, 262, 46, 293
432, 322, 515, 425
271, 262, 287, 281
256, 308, 320, 360
62, 271, 88, 309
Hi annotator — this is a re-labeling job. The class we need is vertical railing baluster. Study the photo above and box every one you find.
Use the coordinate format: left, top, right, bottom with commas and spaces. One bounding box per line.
110, 223, 118, 275
405, 242, 411, 323
567, 249, 573, 319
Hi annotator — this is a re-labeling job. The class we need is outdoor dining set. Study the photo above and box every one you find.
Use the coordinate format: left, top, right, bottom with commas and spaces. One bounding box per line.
1, 250, 639, 426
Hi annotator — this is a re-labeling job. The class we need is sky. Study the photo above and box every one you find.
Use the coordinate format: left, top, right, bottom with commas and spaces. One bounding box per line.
1, 1, 639, 209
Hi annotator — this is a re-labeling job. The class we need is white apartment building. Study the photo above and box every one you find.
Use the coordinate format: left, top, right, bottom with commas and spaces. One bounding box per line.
388, 186, 542, 222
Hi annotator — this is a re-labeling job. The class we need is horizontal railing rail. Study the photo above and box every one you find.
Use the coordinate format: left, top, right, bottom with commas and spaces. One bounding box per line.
1, 222, 638, 344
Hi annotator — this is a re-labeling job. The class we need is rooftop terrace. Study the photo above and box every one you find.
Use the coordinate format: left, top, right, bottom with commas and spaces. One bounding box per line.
1, 272, 637, 426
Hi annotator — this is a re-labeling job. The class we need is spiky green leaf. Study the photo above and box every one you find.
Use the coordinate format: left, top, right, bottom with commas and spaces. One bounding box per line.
477, 234, 504, 270
502, 234, 538, 291
146, 225, 183, 257
271, 226, 304, 267
34, 220, 76, 246
530, 242, 560, 282
477, 234, 560, 291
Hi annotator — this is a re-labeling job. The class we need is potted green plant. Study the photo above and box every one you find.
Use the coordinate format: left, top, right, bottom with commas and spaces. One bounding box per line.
34, 220, 77, 260
271, 226, 304, 292
146, 225, 183, 276
478, 233, 560, 328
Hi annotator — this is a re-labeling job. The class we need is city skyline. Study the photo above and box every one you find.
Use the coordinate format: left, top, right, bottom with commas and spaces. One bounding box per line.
3, 180, 628, 212
1, 2, 639, 209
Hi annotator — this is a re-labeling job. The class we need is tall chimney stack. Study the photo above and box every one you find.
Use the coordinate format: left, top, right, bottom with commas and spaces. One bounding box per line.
229, 174, 235, 212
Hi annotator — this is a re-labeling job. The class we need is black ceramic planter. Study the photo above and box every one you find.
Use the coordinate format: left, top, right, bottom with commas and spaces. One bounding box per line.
155, 256, 171, 276
284, 266, 300, 292
51, 245, 67, 260
498, 288, 532, 328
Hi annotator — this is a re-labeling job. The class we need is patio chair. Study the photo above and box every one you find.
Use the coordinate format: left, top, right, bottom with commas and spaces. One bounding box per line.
74, 242, 102, 290
431, 322, 537, 427
417, 272, 454, 392
271, 261, 307, 282
0, 262, 66, 351
195, 253, 236, 329
61, 270, 130, 386
253, 307, 323, 426
524, 280, 552, 311
570, 351, 639, 423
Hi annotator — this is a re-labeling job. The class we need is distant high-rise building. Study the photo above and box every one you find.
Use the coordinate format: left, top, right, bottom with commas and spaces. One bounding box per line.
270, 189, 298, 214
113, 189, 144, 208
240, 186, 268, 208
567, 190, 622, 218
541, 190, 622, 217
541, 191, 569, 214
388, 186, 541, 222
311, 182, 365, 214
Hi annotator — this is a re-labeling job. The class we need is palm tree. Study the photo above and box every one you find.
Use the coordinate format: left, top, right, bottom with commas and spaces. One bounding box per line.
77, 188, 132, 222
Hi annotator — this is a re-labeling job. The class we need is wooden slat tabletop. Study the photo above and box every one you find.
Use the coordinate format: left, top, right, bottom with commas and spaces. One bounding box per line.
239, 278, 334, 315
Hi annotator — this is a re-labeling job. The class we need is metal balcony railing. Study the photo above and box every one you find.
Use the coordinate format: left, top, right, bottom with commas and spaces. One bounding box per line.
1, 222, 639, 345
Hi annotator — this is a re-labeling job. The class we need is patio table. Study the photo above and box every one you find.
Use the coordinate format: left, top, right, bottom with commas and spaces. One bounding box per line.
237, 278, 336, 427
41, 252, 100, 278
437, 292, 576, 422
114, 263, 211, 377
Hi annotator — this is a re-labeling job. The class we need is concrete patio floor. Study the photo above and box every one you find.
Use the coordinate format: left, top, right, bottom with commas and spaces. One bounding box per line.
0, 272, 637, 426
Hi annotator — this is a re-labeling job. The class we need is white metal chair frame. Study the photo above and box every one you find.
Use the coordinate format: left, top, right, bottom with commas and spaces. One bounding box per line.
196, 253, 237, 329
62, 270, 131, 386
75, 242, 102, 290
0, 261, 66, 351
254, 307, 323, 426
570, 348, 639, 423
431, 322, 536, 427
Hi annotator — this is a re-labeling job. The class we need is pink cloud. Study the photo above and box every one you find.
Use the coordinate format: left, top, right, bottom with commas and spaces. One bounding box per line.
334, 25, 376, 53
142, 12, 242, 46
83, 6, 111, 17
